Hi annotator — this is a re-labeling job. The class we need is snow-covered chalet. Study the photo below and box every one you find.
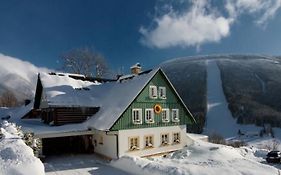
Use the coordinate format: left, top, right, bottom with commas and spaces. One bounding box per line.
18, 64, 196, 159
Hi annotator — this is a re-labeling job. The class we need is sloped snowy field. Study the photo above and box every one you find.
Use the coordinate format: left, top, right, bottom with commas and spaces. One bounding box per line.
111, 137, 280, 175
0, 121, 45, 175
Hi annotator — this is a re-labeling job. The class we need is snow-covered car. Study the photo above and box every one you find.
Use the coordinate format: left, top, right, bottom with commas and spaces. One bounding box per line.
266, 151, 281, 163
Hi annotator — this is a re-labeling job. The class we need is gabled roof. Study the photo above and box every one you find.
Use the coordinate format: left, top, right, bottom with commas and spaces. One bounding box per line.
86, 68, 159, 130
33, 68, 195, 133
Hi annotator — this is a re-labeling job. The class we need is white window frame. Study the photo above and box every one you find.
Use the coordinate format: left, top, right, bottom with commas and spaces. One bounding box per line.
145, 108, 154, 123
149, 85, 158, 99
132, 108, 142, 124
129, 136, 140, 151
159, 86, 166, 99
173, 132, 180, 144
162, 108, 170, 123
144, 135, 154, 148
99, 135, 103, 145
171, 109, 180, 122
160, 133, 169, 145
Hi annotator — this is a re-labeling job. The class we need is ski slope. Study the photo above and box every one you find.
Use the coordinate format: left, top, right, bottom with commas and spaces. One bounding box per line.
204, 60, 260, 137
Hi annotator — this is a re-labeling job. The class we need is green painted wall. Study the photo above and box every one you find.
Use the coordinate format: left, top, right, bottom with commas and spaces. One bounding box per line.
110, 71, 194, 131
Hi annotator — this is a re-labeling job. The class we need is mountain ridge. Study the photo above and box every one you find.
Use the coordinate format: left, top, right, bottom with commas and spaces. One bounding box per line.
161, 54, 281, 133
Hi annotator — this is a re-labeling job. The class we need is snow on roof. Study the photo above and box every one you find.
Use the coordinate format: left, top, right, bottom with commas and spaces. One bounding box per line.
130, 62, 141, 69
12, 68, 159, 135
8, 103, 90, 137
40, 72, 101, 107
86, 68, 159, 131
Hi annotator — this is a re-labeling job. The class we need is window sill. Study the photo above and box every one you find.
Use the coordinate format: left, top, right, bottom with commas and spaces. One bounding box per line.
160, 143, 170, 147
128, 147, 140, 152
144, 146, 154, 149
133, 122, 142, 125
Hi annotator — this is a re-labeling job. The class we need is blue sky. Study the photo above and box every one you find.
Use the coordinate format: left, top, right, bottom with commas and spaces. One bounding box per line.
0, 0, 281, 73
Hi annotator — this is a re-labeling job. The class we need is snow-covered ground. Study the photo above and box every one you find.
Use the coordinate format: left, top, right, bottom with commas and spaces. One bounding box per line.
44, 154, 129, 175
0, 121, 45, 175
111, 135, 280, 175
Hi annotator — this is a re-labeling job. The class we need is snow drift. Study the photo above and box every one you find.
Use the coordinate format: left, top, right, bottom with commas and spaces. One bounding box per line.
0, 121, 45, 175
111, 136, 279, 175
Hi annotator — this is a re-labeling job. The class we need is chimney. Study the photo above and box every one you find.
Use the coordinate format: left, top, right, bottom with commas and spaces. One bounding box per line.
130, 63, 142, 75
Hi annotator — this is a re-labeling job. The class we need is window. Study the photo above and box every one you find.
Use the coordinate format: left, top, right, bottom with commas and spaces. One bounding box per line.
162, 108, 170, 122
161, 133, 169, 145
129, 137, 139, 151
149, 85, 158, 99
173, 133, 180, 144
159, 87, 166, 99
171, 109, 180, 122
145, 109, 154, 123
144, 135, 154, 148
99, 135, 103, 145
132, 109, 142, 124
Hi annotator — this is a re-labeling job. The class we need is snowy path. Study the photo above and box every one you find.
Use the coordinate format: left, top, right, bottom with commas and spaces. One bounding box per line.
44, 154, 130, 175
254, 73, 266, 93
204, 60, 238, 137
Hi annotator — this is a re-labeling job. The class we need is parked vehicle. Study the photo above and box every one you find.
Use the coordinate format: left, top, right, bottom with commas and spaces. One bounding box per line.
266, 151, 281, 163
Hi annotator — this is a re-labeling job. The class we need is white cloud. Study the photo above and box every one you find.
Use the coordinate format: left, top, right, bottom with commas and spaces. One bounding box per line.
140, 0, 281, 49
226, 0, 281, 25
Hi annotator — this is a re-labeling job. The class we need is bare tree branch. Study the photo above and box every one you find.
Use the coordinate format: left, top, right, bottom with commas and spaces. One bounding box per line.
60, 47, 109, 77
0, 90, 18, 107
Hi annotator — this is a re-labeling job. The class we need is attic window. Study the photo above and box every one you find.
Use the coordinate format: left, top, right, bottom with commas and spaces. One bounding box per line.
171, 109, 180, 122
159, 87, 166, 99
132, 108, 142, 124
149, 85, 157, 99
75, 88, 82, 90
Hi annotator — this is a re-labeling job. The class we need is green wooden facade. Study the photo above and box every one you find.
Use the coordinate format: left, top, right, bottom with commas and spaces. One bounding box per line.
110, 70, 195, 131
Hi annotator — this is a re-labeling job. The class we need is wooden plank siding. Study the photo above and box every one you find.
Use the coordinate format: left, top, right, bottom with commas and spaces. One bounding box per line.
110, 71, 194, 131
41, 107, 99, 125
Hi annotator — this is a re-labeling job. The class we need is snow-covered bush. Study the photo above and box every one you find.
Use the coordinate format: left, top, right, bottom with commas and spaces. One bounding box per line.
208, 132, 226, 145
23, 132, 42, 157
1, 121, 42, 157
1, 120, 23, 138
0, 121, 44, 175
265, 139, 280, 151
227, 140, 247, 148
